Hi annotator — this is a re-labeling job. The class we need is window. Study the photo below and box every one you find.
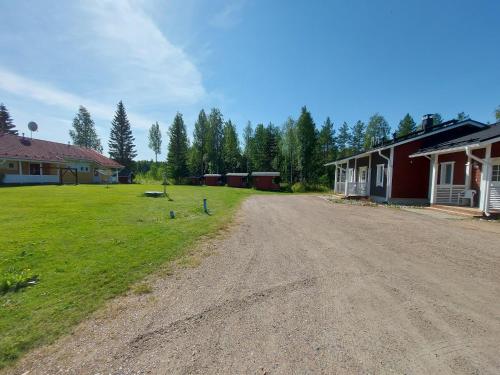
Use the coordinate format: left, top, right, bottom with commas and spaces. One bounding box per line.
376, 164, 384, 187
29, 163, 41, 175
348, 168, 354, 182
440, 162, 454, 185
492, 164, 500, 182
8, 162, 15, 169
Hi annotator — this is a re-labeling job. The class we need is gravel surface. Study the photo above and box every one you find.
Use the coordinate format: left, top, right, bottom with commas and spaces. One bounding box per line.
7, 195, 500, 374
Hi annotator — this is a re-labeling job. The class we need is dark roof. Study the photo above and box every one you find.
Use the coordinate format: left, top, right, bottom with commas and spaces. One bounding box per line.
326, 118, 487, 164
0, 133, 123, 168
412, 122, 500, 155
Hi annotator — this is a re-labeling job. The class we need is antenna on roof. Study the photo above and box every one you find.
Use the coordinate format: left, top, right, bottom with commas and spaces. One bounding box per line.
28, 121, 38, 139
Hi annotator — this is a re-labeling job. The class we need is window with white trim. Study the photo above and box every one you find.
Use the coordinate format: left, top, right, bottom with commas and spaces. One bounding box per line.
376, 164, 384, 187
348, 168, 354, 182
492, 164, 500, 182
439, 162, 454, 185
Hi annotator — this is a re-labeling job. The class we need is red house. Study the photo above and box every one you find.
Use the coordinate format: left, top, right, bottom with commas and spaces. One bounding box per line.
251, 172, 280, 190
226, 173, 249, 188
410, 122, 500, 215
203, 174, 222, 186
326, 115, 487, 205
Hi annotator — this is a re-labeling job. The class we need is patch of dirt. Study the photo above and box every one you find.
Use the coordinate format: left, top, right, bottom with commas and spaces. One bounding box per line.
6, 195, 500, 374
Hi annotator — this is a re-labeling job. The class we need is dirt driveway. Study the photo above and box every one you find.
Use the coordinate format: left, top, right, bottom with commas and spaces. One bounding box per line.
9, 195, 500, 374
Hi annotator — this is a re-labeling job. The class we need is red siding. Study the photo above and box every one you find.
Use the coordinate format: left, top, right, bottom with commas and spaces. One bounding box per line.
204, 176, 220, 186
227, 176, 248, 188
391, 140, 430, 199
491, 141, 500, 158
253, 176, 280, 190
437, 152, 467, 185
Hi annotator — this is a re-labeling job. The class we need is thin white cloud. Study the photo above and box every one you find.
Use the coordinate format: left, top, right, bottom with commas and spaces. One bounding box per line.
0, 67, 153, 129
83, 0, 206, 105
209, 0, 247, 29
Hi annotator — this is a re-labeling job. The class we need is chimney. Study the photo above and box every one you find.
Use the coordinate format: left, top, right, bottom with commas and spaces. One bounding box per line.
421, 114, 434, 132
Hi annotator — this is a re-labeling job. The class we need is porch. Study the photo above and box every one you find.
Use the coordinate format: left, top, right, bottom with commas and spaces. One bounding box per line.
3, 174, 59, 184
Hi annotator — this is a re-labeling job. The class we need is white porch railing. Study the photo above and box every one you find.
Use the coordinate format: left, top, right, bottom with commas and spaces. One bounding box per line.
347, 182, 368, 196
435, 185, 466, 205
3, 174, 59, 184
489, 185, 500, 210
335, 182, 346, 193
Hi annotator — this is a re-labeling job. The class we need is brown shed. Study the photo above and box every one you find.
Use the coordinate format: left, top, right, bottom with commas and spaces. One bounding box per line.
203, 174, 222, 186
251, 172, 280, 190
226, 173, 249, 188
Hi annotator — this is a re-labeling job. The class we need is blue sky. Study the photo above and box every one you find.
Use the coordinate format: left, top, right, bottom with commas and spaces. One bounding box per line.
1, 0, 499, 160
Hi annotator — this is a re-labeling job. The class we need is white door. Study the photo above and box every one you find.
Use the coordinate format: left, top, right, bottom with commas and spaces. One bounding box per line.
358, 167, 367, 183
489, 162, 500, 210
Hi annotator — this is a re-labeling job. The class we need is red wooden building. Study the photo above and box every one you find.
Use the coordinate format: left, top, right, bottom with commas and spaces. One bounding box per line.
203, 174, 222, 186
226, 173, 249, 188
327, 115, 487, 205
251, 172, 280, 190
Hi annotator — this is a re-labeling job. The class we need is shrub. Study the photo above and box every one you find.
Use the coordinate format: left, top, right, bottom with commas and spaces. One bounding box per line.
0, 172, 4, 184
291, 182, 307, 193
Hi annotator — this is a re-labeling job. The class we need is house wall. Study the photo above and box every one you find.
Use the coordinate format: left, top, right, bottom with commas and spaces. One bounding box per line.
253, 176, 280, 190
392, 140, 430, 199
227, 176, 247, 188
348, 159, 355, 168
370, 149, 390, 198
204, 176, 220, 186
491, 141, 500, 157
437, 152, 468, 185
356, 156, 369, 167
0, 160, 20, 175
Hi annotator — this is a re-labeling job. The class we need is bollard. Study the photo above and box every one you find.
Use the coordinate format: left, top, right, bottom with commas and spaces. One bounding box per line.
170, 210, 175, 219
203, 198, 208, 213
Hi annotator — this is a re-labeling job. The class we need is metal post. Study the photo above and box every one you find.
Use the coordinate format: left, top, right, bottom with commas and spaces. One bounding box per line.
203, 198, 208, 213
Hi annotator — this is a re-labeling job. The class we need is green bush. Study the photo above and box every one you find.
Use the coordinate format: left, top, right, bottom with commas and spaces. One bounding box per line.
291, 182, 307, 193
291, 182, 330, 193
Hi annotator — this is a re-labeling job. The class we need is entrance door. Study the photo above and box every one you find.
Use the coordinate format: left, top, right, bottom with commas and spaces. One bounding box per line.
358, 166, 368, 195
490, 162, 500, 210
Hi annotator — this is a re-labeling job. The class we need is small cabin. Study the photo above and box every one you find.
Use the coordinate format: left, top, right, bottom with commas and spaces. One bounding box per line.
203, 174, 222, 186
251, 172, 280, 190
226, 173, 249, 188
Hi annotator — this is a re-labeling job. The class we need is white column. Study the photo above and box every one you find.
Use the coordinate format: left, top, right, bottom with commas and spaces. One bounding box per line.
386, 147, 394, 201
344, 163, 349, 196
333, 164, 338, 193
465, 157, 471, 189
367, 153, 372, 196
430, 154, 438, 204
480, 145, 492, 212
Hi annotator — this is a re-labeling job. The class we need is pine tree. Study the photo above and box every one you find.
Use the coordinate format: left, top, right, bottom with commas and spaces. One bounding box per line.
192, 109, 209, 175
108, 101, 137, 167
496, 106, 500, 121
252, 123, 268, 171
296, 106, 318, 182
279, 117, 299, 184
69, 106, 102, 152
166, 113, 189, 183
0, 103, 17, 135
265, 123, 281, 171
432, 113, 443, 126
318, 117, 336, 185
349, 120, 365, 153
396, 113, 416, 137
148, 122, 162, 163
337, 122, 351, 158
364, 113, 390, 149
207, 108, 224, 173
222, 120, 241, 172
456, 112, 469, 121
242, 121, 253, 173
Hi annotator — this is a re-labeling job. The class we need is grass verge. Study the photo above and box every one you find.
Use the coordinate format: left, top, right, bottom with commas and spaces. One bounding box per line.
0, 184, 258, 368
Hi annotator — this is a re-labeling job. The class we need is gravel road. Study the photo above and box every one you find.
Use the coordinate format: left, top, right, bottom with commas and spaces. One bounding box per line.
8, 195, 500, 374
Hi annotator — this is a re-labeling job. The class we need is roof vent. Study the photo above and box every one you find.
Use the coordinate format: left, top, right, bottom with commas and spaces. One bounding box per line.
421, 114, 434, 132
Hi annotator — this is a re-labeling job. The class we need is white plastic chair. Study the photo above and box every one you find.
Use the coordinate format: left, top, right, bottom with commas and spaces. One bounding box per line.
458, 189, 476, 207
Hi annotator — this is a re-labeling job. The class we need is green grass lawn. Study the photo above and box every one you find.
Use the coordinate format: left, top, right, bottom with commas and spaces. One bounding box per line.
0, 184, 259, 368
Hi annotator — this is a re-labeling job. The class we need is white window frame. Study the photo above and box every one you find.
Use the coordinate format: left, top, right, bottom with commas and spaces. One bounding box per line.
439, 161, 455, 186
492, 163, 500, 183
348, 168, 354, 182
376, 164, 384, 187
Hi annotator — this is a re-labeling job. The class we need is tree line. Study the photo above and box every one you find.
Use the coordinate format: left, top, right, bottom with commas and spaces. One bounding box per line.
1, 102, 500, 185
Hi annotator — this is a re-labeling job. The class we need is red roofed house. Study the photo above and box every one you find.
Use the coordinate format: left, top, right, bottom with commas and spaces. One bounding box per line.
0, 133, 123, 184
